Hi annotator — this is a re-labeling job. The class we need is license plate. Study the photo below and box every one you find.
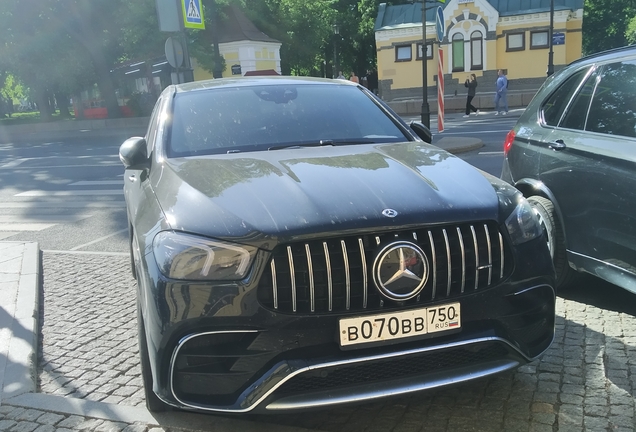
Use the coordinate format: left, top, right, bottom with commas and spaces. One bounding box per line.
339, 302, 461, 347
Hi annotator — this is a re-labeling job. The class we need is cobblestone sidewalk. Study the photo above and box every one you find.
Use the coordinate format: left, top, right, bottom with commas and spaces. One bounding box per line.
27, 252, 636, 432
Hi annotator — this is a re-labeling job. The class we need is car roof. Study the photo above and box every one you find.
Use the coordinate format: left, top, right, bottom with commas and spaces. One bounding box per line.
568, 45, 636, 68
172, 76, 359, 94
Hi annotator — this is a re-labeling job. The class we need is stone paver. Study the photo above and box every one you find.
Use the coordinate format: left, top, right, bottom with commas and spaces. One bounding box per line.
26, 252, 636, 431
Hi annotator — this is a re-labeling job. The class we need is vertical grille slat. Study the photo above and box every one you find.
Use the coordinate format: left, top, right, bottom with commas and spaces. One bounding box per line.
359, 238, 368, 309
341, 240, 351, 311
259, 221, 511, 314
442, 229, 452, 297
271, 259, 278, 310
324, 242, 333, 312
471, 226, 479, 290
457, 227, 466, 293
287, 246, 297, 312
484, 224, 493, 286
305, 244, 315, 312
428, 230, 437, 300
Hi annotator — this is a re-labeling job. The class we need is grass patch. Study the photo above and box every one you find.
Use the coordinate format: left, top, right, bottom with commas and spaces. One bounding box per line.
0, 111, 76, 126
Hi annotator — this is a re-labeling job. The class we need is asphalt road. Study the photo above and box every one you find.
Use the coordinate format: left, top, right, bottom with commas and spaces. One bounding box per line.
2, 114, 635, 432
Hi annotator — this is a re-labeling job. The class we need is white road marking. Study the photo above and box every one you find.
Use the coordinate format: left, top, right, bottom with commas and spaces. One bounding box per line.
478, 151, 504, 155
0, 223, 56, 231
1, 158, 29, 168
1, 202, 125, 208
0, 163, 120, 170
15, 190, 123, 197
0, 215, 91, 224
69, 180, 124, 186
70, 228, 128, 251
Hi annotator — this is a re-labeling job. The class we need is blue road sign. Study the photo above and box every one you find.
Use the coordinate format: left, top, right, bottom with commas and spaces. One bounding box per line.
553, 32, 565, 45
182, 0, 205, 30
436, 6, 445, 42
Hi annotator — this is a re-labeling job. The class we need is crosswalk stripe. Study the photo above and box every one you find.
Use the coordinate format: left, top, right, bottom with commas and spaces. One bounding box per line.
15, 190, 123, 197
0, 223, 56, 231
1, 202, 125, 208
69, 180, 124, 186
0, 215, 91, 223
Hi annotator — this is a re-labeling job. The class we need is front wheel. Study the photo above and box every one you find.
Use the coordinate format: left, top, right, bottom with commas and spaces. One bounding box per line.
527, 196, 578, 290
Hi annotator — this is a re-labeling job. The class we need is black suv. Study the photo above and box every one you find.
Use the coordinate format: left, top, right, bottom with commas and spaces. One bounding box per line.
502, 45, 636, 293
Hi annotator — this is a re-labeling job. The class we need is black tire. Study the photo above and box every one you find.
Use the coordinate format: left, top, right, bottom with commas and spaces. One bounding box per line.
137, 304, 171, 412
527, 196, 578, 290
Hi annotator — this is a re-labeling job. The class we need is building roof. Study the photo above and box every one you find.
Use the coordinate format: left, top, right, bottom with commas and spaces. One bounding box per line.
375, 0, 584, 31
489, 0, 584, 16
216, 4, 280, 44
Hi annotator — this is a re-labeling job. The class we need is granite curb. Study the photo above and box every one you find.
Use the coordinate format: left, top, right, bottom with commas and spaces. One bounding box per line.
0, 242, 40, 404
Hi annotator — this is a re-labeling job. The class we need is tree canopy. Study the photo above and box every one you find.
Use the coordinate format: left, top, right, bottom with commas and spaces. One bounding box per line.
0, 0, 633, 120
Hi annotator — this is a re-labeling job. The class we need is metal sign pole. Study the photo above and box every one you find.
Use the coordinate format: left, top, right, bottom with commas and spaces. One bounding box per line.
177, 0, 194, 82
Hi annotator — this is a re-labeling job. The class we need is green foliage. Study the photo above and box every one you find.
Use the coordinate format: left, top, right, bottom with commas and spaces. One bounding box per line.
4, 0, 634, 124
583, 0, 636, 55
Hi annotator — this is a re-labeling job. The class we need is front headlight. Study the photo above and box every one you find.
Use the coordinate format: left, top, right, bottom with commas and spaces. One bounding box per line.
505, 197, 542, 245
153, 231, 257, 281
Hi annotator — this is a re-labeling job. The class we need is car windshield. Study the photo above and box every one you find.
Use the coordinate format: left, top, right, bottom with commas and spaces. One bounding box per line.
167, 83, 410, 157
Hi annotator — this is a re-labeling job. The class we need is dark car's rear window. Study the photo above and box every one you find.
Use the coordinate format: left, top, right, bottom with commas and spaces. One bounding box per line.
167, 84, 409, 157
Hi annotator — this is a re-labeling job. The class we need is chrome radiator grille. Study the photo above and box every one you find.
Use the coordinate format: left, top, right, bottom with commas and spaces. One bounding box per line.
257, 222, 511, 314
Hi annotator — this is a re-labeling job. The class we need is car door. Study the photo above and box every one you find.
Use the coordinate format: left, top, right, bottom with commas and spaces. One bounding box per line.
540, 58, 636, 278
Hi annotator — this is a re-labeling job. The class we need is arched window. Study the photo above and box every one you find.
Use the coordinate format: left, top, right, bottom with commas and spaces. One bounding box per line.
452, 33, 465, 72
471, 31, 483, 70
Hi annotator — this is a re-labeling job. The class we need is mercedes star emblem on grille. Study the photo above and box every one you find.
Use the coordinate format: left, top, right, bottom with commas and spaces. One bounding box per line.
382, 209, 398, 218
373, 241, 429, 301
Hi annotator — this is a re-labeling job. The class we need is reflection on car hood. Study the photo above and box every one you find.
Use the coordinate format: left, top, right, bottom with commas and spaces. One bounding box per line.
152, 142, 499, 243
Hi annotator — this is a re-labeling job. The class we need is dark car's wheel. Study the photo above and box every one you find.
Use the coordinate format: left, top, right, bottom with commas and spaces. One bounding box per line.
137, 305, 171, 412
528, 196, 578, 290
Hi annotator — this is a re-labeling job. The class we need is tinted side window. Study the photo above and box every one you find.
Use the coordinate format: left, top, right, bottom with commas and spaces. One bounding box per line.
586, 60, 636, 138
541, 68, 589, 127
560, 69, 599, 131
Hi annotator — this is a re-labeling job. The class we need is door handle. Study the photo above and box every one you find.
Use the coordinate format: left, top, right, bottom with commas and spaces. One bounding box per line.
128, 174, 137, 182
548, 140, 566, 151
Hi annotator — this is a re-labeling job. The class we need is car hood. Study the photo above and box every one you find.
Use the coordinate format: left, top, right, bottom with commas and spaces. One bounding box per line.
151, 142, 500, 243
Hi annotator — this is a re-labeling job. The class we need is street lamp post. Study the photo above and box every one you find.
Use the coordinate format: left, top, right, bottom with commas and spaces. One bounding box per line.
333, 24, 340, 78
547, 0, 555, 76
421, 2, 431, 128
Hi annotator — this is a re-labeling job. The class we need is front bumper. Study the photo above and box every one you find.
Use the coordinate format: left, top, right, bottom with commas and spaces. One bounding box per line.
138, 244, 555, 413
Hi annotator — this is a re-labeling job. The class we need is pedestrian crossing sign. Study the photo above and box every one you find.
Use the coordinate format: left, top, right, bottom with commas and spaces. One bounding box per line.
182, 0, 205, 30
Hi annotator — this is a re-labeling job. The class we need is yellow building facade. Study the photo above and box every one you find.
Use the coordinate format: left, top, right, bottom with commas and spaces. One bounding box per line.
192, 5, 282, 81
375, 0, 583, 102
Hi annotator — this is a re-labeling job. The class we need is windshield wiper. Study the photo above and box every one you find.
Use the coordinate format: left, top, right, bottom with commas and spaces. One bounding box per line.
268, 139, 375, 151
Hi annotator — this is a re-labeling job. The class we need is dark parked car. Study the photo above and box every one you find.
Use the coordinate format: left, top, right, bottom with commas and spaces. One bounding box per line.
502, 46, 636, 293
120, 76, 555, 414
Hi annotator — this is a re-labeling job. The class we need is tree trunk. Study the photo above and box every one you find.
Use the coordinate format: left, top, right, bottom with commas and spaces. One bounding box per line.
55, 93, 72, 118
36, 87, 52, 122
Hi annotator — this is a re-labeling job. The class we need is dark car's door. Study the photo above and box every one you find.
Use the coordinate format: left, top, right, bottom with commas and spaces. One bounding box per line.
539, 59, 636, 280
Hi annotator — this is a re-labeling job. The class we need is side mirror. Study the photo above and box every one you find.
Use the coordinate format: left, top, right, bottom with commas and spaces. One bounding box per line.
119, 137, 149, 169
409, 121, 433, 144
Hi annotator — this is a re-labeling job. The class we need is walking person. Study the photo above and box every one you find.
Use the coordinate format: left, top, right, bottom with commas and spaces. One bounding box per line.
349, 71, 359, 83
463, 74, 479, 118
494, 69, 508, 115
